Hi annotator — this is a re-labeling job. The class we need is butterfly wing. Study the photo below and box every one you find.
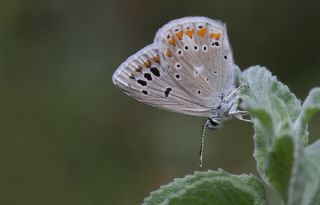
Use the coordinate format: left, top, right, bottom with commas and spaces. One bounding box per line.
113, 17, 237, 117
112, 44, 212, 117
154, 17, 236, 109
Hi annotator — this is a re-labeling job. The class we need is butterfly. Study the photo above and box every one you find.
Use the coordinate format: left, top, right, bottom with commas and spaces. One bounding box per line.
112, 16, 249, 167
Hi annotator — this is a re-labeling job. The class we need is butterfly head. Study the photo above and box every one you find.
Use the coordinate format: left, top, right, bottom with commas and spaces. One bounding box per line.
207, 118, 223, 129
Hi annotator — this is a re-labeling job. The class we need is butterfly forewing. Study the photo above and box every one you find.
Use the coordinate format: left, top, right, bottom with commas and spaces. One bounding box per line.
154, 17, 236, 108
112, 44, 212, 117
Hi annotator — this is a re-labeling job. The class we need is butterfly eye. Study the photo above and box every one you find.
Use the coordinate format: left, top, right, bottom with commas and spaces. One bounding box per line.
208, 119, 221, 129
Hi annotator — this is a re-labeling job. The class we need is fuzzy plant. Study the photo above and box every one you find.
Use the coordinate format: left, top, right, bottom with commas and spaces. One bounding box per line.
141, 66, 320, 205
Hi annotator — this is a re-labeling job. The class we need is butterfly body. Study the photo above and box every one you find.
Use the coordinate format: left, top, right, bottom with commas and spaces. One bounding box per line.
112, 17, 249, 166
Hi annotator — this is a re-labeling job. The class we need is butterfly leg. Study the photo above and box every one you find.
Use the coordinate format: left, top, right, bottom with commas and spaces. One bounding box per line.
229, 103, 252, 122
225, 84, 249, 102
233, 114, 251, 122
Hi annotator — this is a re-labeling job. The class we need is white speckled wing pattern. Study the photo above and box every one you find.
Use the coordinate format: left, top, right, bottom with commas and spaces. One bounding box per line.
112, 17, 237, 118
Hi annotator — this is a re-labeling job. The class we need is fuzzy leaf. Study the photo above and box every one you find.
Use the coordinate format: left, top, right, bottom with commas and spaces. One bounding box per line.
288, 88, 320, 205
310, 185, 320, 205
240, 66, 320, 205
142, 170, 267, 205
240, 66, 301, 189
294, 88, 320, 144
265, 135, 294, 201
289, 139, 320, 205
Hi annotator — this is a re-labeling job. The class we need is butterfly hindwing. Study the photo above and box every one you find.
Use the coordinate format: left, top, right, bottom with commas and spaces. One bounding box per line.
112, 44, 212, 117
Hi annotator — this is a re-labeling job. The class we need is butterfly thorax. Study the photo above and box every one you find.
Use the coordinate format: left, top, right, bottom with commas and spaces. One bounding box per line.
207, 89, 239, 129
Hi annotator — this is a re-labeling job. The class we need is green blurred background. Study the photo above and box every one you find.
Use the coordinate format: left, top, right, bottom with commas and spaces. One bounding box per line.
1, 0, 319, 204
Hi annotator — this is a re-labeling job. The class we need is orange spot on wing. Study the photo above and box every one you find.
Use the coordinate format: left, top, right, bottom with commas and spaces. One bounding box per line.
197, 28, 207, 37
152, 55, 160, 63
165, 49, 172, 57
135, 67, 142, 73
215, 32, 222, 40
168, 37, 176, 46
143, 60, 151, 68
176, 31, 183, 40
210, 32, 222, 40
185, 29, 194, 38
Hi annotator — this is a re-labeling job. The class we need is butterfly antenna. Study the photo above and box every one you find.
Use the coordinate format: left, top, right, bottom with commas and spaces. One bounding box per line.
199, 119, 210, 168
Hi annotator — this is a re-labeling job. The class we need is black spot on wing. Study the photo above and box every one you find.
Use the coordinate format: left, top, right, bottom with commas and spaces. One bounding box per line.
129, 74, 135, 80
137, 79, 147, 86
164, 88, 172, 97
150, 67, 160, 77
144, 73, 152, 81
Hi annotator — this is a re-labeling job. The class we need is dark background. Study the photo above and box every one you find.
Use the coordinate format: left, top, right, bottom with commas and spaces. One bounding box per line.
1, 0, 319, 204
